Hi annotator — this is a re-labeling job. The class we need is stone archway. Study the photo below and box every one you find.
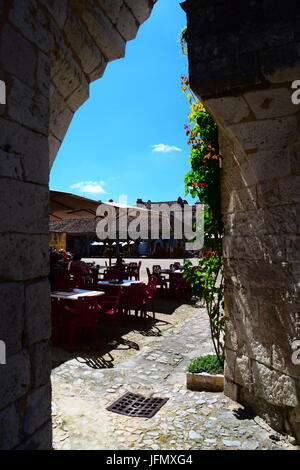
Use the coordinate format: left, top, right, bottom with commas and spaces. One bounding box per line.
0, 0, 156, 449
183, 0, 300, 442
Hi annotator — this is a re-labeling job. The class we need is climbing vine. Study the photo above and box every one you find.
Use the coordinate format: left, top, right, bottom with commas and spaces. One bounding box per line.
181, 74, 225, 365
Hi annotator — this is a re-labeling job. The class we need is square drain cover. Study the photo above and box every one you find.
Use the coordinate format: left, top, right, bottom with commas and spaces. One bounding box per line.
107, 392, 168, 418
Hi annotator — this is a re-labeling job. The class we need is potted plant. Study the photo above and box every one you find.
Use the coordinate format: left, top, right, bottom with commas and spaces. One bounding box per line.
186, 354, 224, 392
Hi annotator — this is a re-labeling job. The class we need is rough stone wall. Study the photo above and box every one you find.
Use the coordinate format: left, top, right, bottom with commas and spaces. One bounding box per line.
0, 0, 156, 450
184, 0, 300, 441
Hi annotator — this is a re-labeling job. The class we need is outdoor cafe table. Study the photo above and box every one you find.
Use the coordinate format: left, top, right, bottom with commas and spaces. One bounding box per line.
51, 289, 105, 346
160, 269, 183, 275
51, 289, 105, 300
97, 280, 142, 288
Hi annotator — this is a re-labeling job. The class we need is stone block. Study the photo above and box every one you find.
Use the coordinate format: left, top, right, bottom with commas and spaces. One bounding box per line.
37, 51, 50, 98
9, 0, 50, 53
252, 361, 298, 407
0, 234, 49, 281
245, 337, 272, 368
66, 82, 89, 113
224, 348, 236, 381
248, 148, 291, 181
205, 96, 251, 126
289, 143, 300, 176
0, 118, 49, 185
49, 86, 74, 142
231, 186, 258, 213
23, 383, 51, 436
0, 405, 20, 450
246, 260, 291, 289
64, 14, 105, 75
222, 164, 244, 192
190, 51, 263, 100
0, 178, 48, 234
287, 405, 300, 443
30, 340, 52, 388
260, 42, 300, 79
228, 116, 298, 152
244, 88, 297, 119
223, 378, 239, 402
265, 66, 300, 84
224, 318, 238, 351
0, 149, 23, 180
7, 77, 48, 136
0, 24, 37, 87
51, 41, 86, 100
40, 0, 68, 28
86, 61, 107, 82
234, 355, 253, 389
257, 179, 281, 207
24, 280, 51, 345
16, 419, 52, 450
98, 0, 123, 24
49, 134, 61, 168
125, 0, 155, 24
0, 350, 30, 410
116, 4, 139, 41
271, 344, 300, 379
0, 282, 24, 357
285, 237, 300, 263
239, 160, 258, 187
279, 175, 300, 204
82, 1, 126, 61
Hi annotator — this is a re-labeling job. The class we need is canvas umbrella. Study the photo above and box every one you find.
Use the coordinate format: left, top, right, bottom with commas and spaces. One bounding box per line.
49, 191, 170, 265
49, 190, 100, 220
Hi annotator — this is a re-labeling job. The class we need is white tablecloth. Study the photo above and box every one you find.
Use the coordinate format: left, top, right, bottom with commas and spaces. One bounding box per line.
51, 290, 105, 300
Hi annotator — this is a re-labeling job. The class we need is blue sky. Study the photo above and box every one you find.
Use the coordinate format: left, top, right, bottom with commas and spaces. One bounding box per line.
50, 0, 194, 206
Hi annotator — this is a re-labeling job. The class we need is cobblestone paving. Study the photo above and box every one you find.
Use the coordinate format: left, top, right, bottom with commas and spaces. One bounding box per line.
51, 304, 299, 451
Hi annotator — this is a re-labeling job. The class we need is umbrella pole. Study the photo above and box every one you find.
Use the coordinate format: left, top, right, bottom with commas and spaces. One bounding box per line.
108, 240, 112, 267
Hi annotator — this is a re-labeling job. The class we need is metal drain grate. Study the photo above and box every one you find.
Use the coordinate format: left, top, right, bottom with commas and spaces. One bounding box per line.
106, 392, 168, 418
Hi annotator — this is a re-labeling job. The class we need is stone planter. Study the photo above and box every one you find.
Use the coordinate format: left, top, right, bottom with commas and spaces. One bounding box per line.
186, 371, 224, 392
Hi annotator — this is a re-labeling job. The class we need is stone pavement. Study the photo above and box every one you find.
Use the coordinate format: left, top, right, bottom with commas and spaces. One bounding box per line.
51, 303, 299, 451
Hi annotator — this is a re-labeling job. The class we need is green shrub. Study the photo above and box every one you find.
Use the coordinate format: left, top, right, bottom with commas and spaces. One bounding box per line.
188, 354, 224, 374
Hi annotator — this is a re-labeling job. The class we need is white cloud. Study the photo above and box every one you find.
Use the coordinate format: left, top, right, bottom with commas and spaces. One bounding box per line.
151, 143, 182, 153
70, 181, 106, 194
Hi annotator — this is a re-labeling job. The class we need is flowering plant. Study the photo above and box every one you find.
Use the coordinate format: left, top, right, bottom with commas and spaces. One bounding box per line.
181, 74, 225, 365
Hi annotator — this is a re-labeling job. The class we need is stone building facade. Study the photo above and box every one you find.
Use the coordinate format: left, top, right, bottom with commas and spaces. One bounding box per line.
184, 0, 300, 442
0, 0, 156, 450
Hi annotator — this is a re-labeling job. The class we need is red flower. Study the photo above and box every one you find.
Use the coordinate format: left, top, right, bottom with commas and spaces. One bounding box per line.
188, 182, 208, 188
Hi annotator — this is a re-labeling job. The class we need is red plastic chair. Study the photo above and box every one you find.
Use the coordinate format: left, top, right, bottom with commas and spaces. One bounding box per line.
102, 266, 118, 280
145, 276, 157, 319
151, 265, 167, 294
62, 297, 100, 349
97, 290, 122, 327
89, 267, 100, 287
51, 270, 71, 291
126, 261, 141, 280
122, 283, 148, 320
169, 273, 192, 302
69, 264, 93, 289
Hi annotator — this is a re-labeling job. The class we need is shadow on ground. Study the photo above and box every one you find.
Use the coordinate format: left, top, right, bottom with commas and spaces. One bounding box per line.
51, 297, 195, 370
